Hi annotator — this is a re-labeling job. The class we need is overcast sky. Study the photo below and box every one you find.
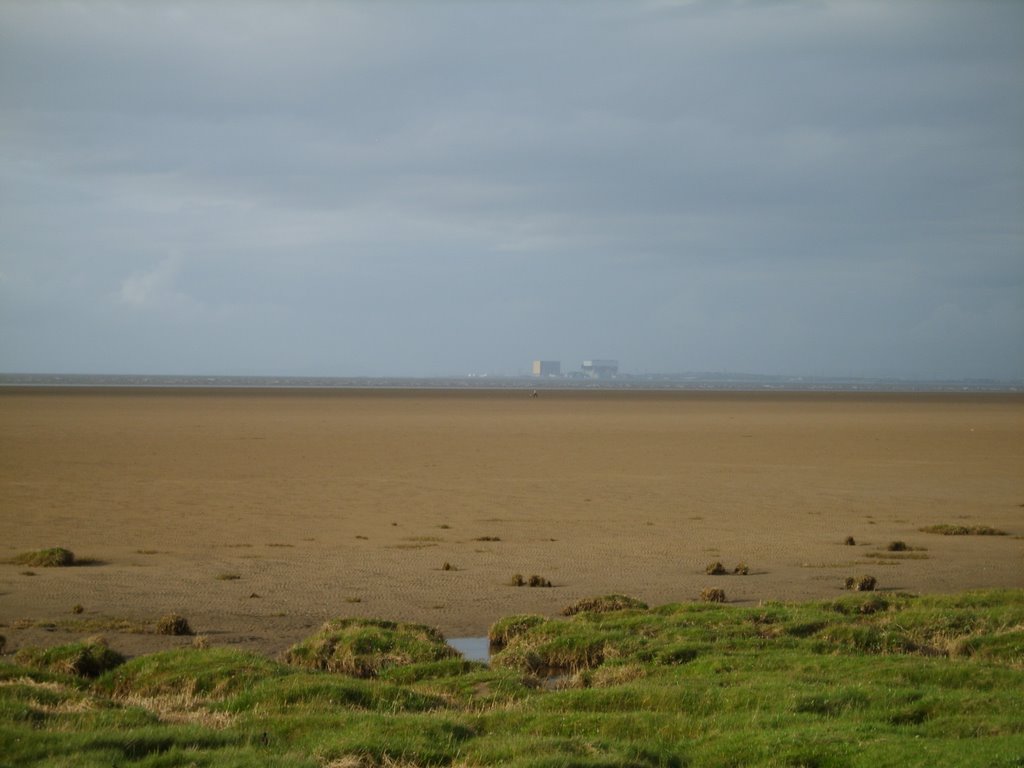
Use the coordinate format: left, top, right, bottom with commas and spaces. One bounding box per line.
1, 1, 1021, 379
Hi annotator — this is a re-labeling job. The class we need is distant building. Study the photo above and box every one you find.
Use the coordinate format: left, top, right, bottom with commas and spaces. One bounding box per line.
582, 359, 618, 378
532, 360, 561, 377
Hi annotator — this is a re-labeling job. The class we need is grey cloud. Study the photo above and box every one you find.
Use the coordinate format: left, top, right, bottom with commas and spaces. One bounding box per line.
1, 1, 1021, 379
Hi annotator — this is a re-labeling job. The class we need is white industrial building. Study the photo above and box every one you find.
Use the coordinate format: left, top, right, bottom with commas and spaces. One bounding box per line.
532, 360, 561, 377
582, 359, 618, 378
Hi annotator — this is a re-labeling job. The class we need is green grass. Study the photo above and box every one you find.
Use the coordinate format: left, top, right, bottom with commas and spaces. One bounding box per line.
283, 618, 459, 678
561, 594, 648, 616
9, 548, 76, 567
2, 590, 1023, 766
14, 638, 125, 678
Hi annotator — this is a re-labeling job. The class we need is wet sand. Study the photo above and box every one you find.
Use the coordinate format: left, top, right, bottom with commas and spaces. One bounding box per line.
2, 387, 1022, 657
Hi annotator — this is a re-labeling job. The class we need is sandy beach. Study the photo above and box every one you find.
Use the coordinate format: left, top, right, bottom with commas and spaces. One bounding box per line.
1, 387, 1021, 658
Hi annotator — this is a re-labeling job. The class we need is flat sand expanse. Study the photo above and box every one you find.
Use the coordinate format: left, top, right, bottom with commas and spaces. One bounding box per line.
2, 388, 1022, 658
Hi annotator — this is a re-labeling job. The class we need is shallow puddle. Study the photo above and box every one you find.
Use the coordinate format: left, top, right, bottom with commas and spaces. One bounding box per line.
448, 636, 490, 664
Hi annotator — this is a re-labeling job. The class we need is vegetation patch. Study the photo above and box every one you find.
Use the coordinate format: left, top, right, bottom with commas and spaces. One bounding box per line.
561, 594, 648, 616
283, 618, 457, 678
843, 535, 856, 546
700, 588, 727, 603
488, 614, 547, 648
733, 562, 749, 575
3, 590, 1023, 766
155, 614, 193, 636
589, 663, 647, 687
490, 625, 606, 675
474, 536, 501, 542
655, 644, 699, 665
10, 548, 76, 567
215, 573, 241, 581
920, 524, 1007, 536
99, 647, 284, 700
705, 561, 727, 575
845, 575, 878, 591
887, 541, 909, 552
510, 574, 552, 587
865, 551, 929, 560
15, 637, 125, 678
856, 595, 889, 615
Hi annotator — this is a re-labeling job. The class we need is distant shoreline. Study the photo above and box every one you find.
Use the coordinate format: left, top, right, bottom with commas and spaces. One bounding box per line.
1, 372, 1021, 394
1, 387, 1023, 407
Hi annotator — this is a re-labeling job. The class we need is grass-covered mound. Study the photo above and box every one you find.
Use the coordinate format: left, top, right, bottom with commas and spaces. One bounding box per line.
488, 614, 547, 648
1, 590, 1022, 767
10, 548, 76, 567
97, 648, 286, 700
154, 613, 192, 636
283, 618, 458, 678
15, 637, 125, 678
561, 594, 648, 616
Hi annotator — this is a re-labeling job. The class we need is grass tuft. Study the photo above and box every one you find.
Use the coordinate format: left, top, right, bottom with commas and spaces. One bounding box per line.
845, 575, 877, 591
11, 547, 76, 567
15, 637, 125, 678
155, 614, 193, 636
705, 561, 727, 575
562, 594, 648, 616
843, 535, 856, 546
700, 588, 726, 603
920, 524, 1007, 536
887, 540, 909, 551
510, 574, 552, 587
98, 647, 283, 700
733, 562, 750, 575
488, 614, 547, 647
283, 618, 457, 678
857, 595, 888, 614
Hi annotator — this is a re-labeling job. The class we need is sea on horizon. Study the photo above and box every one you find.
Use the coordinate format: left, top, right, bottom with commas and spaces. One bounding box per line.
0, 372, 1019, 394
